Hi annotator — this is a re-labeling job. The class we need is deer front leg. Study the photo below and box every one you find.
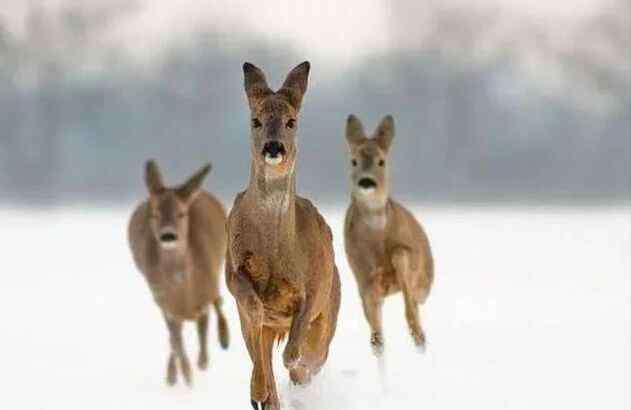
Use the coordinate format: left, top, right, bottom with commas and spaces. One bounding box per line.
283, 294, 313, 371
165, 315, 193, 386
196, 311, 209, 370
392, 247, 426, 352
214, 297, 230, 349
227, 262, 268, 405
360, 282, 384, 356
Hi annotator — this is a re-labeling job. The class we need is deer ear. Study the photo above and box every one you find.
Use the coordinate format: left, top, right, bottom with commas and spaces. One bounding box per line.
278, 61, 310, 110
374, 115, 395, 151
144, 159, 164, 195
243, 62, 272, 110
346, 114, 366, 147
177, 163, 211, 202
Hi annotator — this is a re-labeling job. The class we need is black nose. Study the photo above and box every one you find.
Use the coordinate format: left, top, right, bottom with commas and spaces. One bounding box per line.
262, 141, 286, 158
160, 232, 178, 243
358, 178, 377, 189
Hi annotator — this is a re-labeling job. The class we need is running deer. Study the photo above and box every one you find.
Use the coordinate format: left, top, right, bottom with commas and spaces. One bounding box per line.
128, 160, 229, 386
344, 115, 434, 356
226, 61, 341, 410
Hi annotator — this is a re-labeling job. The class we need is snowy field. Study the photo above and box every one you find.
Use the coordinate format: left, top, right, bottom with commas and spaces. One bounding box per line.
1, 206, 629, 410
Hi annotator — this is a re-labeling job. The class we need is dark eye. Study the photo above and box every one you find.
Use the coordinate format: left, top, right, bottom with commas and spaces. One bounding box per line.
286, 119, 296, 129
176, 212, 186, 219
351, 159, 357, 167
252, 118, 262, 128
378, 159, 385, 167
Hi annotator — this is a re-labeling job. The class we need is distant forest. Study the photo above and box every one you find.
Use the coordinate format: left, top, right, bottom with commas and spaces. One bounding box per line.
0, 3, 629, 207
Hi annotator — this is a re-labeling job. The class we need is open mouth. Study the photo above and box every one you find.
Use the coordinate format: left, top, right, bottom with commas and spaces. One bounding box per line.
358, 178, 378, 190
262, 141, 286, 166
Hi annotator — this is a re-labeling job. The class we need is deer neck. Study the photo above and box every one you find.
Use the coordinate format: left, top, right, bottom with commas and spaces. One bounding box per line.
246, 161, 297, 243
352, 195, 389, 232
157, 246, 188, 275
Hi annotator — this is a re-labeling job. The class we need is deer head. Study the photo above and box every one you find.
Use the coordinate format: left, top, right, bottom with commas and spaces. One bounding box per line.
243, 61, 310, 180
345, 114, 395, 207
144, 160, 211, 250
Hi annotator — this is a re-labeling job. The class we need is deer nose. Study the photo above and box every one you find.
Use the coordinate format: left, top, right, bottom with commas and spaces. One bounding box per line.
358, 178, 377, 189
262, 141, 286, 158
160, 231, 178, 243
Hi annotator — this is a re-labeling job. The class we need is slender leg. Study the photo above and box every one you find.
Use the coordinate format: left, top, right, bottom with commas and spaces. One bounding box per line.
259, 326, 280, 410
167, 353, 178, 386
236, 303, 267, 404
392, 248, 426, 351
361, 288, 385, 356
166, 317, 193, 386
294, 269, 341, 382
283, 299, 313, 370
197, 312, 209, 370
214, 298, 230, 349
226, 257, 266, 407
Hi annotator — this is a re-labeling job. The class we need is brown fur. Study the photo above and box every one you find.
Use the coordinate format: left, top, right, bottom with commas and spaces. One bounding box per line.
344, 115, 433, 355
226, 62, 341, 410
128, 160, 229, 386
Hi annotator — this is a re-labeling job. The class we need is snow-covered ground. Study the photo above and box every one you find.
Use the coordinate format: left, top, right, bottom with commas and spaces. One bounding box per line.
1, 206, 629, 410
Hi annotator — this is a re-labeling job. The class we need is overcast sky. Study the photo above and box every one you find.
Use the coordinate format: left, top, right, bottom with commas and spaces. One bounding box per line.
1, 0, 612, 65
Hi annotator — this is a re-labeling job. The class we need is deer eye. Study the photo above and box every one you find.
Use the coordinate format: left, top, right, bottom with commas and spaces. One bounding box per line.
252, 118, 262, 128
378, 159, 385, 167
286, 119, 296, 129
351, 159, 357, 167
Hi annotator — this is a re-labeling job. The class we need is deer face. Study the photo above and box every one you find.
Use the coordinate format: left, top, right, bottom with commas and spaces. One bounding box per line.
345, 115, 395, 206
243, 62, 310, 179
144, 160, 211, 251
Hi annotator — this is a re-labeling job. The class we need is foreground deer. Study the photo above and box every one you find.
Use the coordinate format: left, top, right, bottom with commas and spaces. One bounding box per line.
344, 115, 434, 356
128, 160, 229, 386
226, 61, 341, 410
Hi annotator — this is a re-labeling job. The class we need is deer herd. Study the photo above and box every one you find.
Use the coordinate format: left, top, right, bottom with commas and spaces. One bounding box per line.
127, 62, 434, 410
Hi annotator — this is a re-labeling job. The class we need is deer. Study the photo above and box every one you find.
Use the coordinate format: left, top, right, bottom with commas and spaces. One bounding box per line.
127, 160, 229, 386
225, 61, 341, 410
343, 114, 434, 357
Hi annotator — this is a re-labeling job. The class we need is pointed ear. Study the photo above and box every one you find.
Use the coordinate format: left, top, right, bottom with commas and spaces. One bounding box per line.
277, 61, 310, 110
243, 62, 272, 110
374, 115, 395, 151
346, 114, 366, 147
177, 163, 211, 202
144, 159, 164, 195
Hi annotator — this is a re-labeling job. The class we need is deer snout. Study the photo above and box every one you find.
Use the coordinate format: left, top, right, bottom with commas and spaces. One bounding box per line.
159, 229, 179, 248
358, 177, 378, 190
262, 141, 286, 165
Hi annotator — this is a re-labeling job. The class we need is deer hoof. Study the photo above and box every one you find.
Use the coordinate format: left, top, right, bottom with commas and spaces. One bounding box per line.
411, 330, 426, 353
290, 365, 312, 386
198, 351, 209, 370
251, 400, 280, 410
166, 354, 178, 386
283, 345, 302, 369
371, 332, 384, 356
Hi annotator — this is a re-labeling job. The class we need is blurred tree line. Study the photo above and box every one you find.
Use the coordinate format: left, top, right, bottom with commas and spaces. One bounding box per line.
0, 2, 629, 207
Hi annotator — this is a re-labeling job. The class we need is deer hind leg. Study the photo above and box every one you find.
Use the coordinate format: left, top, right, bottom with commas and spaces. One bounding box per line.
214, 297, 230, 349
196, 311, 209, 370
392, 247, 426, 352
165, 316, 193, 386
